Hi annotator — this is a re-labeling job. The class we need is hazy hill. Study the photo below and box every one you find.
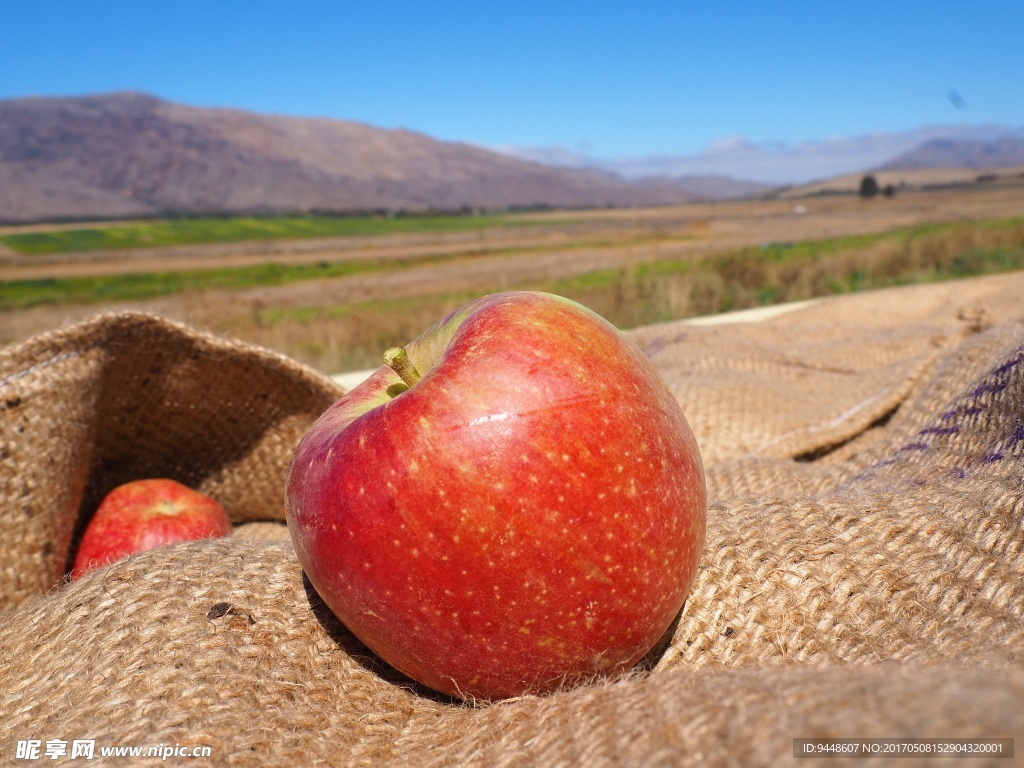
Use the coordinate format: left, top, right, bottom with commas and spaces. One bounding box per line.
0, 92, 768, 223
630, 174, 772, 200
878, 135, 1024, 170
775, 165, 1024, 198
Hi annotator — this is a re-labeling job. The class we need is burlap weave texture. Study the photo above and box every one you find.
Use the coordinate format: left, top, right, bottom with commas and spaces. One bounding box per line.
1, 272, 1022, 766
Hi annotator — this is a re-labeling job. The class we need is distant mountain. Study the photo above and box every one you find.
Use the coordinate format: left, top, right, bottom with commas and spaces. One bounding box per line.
877, 135, 1024, 171
0, 92, 768, 224
629, 174, 773, 200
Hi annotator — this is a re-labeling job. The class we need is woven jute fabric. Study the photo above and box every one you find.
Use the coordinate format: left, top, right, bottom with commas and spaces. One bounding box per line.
1, 273, 1023, 766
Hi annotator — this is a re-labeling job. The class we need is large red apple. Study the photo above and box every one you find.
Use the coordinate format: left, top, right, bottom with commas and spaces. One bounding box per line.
71, 478, 232, 580
286, 291, 706, 700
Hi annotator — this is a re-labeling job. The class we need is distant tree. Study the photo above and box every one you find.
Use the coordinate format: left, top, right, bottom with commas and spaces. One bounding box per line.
882, 184, 896, 197
859, 175, 880, 198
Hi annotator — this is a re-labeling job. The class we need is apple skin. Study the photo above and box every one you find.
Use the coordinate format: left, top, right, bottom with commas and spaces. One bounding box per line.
71, 478, 232, 580
286, 291, 706, 700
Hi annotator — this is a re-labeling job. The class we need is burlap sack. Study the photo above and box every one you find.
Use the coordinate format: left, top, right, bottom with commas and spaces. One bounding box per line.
1, 273, 1022, 766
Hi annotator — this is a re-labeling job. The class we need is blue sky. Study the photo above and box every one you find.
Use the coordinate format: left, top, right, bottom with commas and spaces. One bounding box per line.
2, 1, 1022, 183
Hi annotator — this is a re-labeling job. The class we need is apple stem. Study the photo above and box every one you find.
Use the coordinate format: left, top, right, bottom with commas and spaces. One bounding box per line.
384, 346, 423, 387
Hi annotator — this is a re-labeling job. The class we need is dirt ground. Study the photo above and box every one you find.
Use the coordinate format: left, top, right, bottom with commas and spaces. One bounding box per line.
3, 183, 1024, 355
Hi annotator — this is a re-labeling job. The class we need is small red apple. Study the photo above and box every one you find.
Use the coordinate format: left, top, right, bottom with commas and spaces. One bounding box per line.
286, 291, 706, 700
71, 478, 232, 580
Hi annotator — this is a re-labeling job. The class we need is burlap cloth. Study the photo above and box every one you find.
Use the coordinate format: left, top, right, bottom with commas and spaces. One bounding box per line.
1, 273, 1022, 766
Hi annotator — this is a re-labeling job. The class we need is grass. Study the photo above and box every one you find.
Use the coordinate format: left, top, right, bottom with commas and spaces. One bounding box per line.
511, 216, 1024, 321
0, 259, 389, 310
0, 212, 531, 255
203, 216, 1024, 373
3, 214, 1023, 373
0, 231, 693, 311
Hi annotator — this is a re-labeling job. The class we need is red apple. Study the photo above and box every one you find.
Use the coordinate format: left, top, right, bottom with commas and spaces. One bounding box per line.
71, 478, 232, 580
286, 291, 706, 700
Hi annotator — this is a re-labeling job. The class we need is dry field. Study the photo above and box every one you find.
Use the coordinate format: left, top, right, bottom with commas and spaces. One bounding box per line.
3, 181, 1024, 374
